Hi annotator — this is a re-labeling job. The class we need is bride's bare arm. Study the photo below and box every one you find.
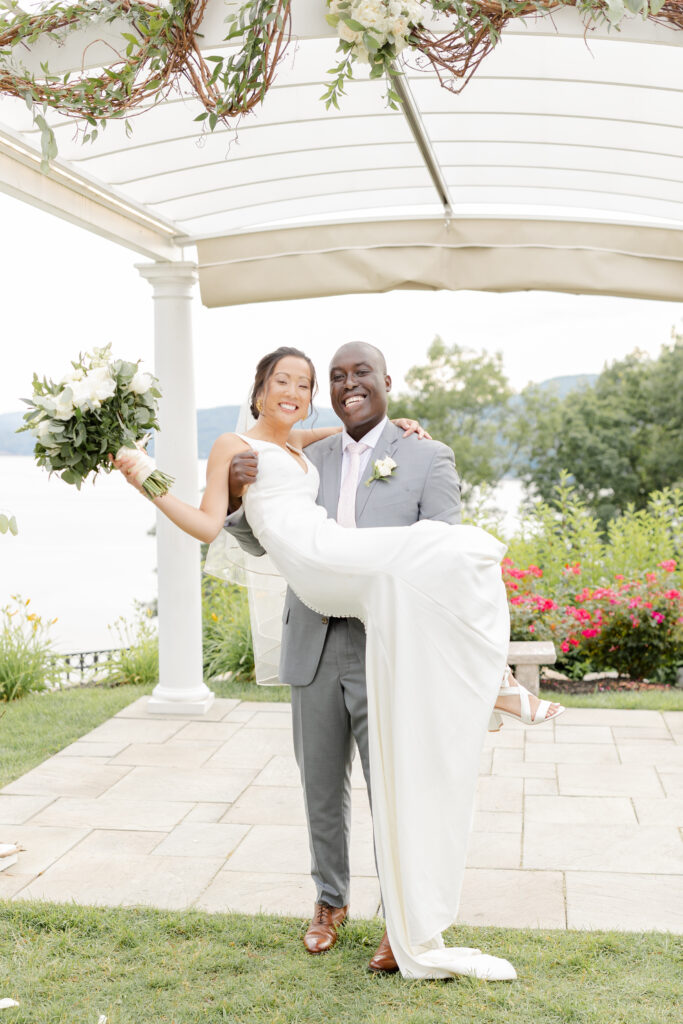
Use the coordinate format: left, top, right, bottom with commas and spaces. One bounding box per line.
292, 419, 431, 449
114, 433, 246, 544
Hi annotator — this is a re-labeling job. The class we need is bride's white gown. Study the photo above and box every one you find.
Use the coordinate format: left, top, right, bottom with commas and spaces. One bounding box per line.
223, 436, 515, 981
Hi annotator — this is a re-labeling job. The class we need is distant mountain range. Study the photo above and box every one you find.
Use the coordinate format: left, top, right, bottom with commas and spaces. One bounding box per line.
0, 374, 596, 458
1, 405, 341, 458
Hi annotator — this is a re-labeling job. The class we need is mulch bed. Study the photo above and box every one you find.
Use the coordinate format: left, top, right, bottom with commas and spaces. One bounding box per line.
541, 676, 675, 694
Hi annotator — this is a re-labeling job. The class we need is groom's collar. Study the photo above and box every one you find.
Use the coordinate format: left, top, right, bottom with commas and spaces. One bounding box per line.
340, 416, 389, 453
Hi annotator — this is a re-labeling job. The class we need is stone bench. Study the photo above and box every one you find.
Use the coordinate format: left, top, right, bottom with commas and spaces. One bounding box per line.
507, 641, 556, 697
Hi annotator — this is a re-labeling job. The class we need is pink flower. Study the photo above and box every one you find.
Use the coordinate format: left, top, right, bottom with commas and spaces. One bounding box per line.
528, 624, 536, 634
664, 590, 681, 600
651, 611, 665, 624
561, 641, 570, 653
646, 572, 657, 583
569, 637, 580, 647
581, 628, 600, 638
659, 559, 676, 572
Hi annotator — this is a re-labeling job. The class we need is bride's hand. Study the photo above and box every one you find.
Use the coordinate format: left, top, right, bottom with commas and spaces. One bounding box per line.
109, 450, 146, 493
392, 418, 432, 440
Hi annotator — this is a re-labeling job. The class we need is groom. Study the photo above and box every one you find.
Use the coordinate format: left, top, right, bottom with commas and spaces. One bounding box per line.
224, 341, 461, 971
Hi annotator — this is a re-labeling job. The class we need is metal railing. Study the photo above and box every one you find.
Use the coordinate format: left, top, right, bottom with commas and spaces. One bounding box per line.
52, 648, 119, 687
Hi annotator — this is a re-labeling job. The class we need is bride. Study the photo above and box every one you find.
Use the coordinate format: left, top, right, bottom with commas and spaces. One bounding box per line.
115, 347, 558, 981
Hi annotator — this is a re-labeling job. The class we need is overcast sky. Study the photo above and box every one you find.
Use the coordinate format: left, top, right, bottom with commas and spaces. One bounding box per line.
2, 191, 681, 416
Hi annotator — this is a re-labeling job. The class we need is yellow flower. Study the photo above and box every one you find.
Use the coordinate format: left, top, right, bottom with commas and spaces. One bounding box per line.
211, 613, 218, 622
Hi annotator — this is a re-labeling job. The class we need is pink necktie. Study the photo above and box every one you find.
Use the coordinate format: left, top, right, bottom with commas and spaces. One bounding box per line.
337, 440, 368, 528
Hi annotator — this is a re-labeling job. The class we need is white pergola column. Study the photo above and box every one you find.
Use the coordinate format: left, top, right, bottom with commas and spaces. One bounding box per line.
136, 261, 214, 714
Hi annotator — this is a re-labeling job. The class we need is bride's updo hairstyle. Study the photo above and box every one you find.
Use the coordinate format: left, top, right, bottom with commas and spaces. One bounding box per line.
250, 347, 318, 420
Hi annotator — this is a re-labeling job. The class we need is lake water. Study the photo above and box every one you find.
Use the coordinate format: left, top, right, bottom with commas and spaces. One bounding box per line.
1, 456, 524, 652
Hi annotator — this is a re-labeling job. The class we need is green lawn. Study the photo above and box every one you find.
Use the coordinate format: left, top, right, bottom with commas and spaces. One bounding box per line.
0, 678, 290, 790
0, 684, 153, 789
540, 687, 683, 711
0, 903, 681, 1024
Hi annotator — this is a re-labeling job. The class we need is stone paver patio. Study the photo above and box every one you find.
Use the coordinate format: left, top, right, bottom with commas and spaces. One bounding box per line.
1, 697, 682, 932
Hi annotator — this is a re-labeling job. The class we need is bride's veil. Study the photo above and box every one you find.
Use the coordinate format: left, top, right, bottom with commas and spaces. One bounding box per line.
203, 399, 286, 685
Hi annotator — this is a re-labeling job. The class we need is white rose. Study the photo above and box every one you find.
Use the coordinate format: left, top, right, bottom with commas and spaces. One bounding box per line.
50, 389, 75, 421
32, 419, 53, 440
392, 16, 409, 39
60, 368, 84, 387
355, 0, 385, 29
338, 22, 362, 44
128, 370, 155, 395
375, 456, 397, 477
72, 367, 117, 410
406, 0, 424, 23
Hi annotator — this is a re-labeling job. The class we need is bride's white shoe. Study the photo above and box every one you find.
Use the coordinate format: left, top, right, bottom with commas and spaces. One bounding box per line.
488, 667, 565, 731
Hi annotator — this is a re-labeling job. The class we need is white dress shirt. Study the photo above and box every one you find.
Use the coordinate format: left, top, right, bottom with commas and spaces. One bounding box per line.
338, 415, 389, 492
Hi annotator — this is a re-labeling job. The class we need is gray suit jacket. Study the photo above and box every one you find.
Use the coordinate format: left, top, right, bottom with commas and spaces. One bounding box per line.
223, 421, 461, 685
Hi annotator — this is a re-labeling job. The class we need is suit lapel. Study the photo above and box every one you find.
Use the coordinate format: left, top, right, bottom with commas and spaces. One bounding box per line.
319, 433, 344, 516
355, 421, 400, 522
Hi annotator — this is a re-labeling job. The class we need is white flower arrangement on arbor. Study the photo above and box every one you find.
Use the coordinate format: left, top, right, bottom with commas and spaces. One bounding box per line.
324, 0, 425, 105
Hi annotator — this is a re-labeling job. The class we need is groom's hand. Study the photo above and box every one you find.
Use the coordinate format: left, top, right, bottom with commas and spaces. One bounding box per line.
227, 449, 259, 513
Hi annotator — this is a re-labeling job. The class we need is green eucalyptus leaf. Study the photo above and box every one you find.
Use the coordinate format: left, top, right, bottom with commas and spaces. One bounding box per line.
342, 17, 366, 32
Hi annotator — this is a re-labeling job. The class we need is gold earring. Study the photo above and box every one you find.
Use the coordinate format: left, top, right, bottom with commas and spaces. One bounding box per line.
256, 398, 263, 413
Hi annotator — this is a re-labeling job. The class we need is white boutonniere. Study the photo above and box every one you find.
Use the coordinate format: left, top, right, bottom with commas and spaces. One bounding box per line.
365, 456, 397, 486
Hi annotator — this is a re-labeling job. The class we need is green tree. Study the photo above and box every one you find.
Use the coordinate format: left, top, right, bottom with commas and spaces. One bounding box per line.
515, 335, 683, 525
389, 337, 513, 494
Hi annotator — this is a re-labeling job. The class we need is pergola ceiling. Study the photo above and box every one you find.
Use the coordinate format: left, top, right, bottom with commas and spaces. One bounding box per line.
1, 3, 681, 304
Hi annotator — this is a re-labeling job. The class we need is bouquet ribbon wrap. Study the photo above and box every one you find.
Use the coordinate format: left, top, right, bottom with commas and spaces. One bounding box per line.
115, 443, 174, 498
116, 444, 156, 487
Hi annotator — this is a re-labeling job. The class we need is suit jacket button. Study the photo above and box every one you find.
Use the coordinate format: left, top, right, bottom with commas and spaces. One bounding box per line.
321, 616, 329, 624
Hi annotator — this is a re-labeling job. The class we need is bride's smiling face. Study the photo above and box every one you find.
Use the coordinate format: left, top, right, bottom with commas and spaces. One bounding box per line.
259, 356, 313, 425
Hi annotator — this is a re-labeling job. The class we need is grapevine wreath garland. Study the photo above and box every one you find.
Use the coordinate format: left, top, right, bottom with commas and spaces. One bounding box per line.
0, 0, 681, 162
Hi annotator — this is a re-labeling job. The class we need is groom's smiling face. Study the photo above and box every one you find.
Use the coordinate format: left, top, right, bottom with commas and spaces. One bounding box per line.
329, 342, 392, 442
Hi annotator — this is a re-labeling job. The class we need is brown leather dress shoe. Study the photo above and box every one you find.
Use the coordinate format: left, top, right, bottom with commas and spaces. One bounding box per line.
303, 902, 348, 954
368, 929, 399, 973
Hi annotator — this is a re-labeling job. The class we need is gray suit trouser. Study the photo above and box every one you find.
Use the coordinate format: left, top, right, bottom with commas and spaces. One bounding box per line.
290, 617, 372, 909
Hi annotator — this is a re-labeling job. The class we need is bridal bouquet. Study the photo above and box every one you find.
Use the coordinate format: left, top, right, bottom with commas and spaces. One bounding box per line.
18, 345, 173, 498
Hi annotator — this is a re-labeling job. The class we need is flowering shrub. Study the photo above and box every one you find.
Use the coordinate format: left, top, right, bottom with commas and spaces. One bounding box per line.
0, 596, 59, 701
505, 559, 683, 682
107, 603, 159, 687
202, 578, 254, 683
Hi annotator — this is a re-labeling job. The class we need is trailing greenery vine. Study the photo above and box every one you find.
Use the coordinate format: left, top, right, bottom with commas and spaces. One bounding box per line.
0, 0, 680, 164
